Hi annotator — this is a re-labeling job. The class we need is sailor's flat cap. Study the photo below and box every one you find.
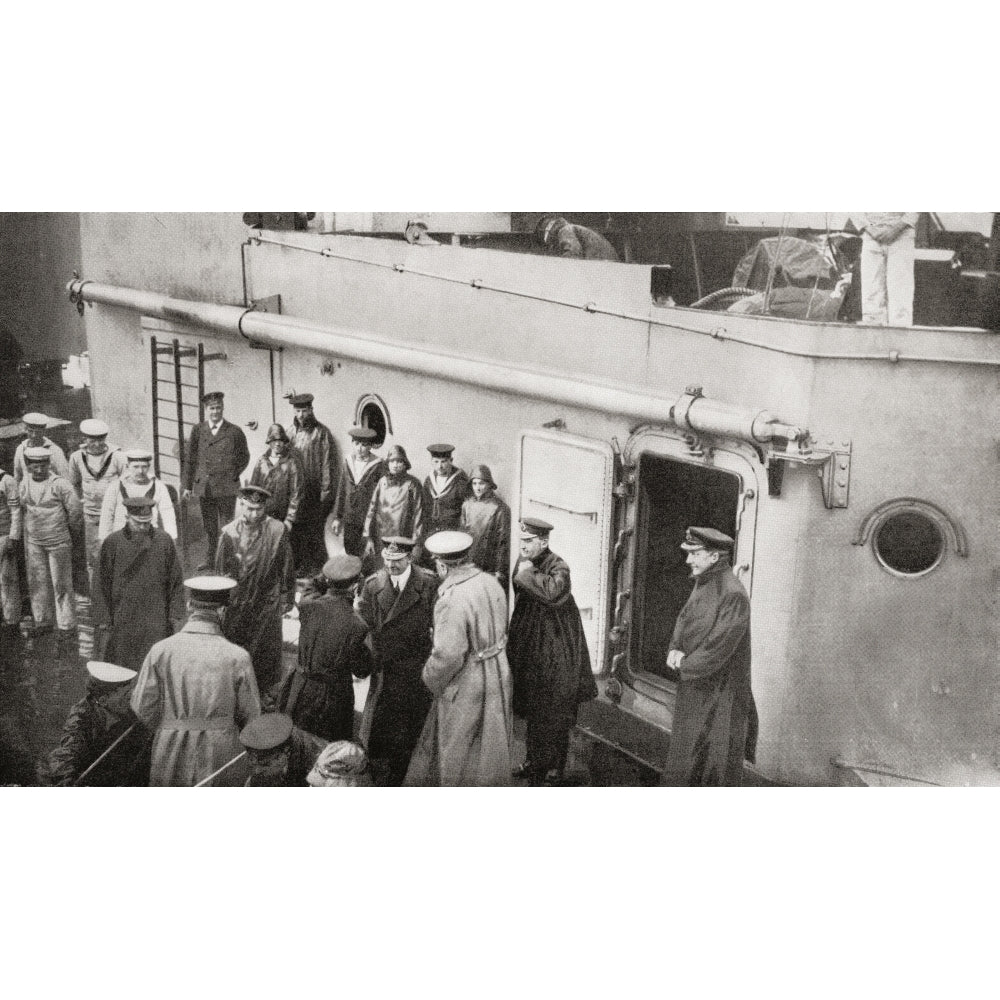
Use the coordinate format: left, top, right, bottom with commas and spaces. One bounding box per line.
86, 661, 138, 683
22, 412, 48, 428
125, 448, 153, 461
240, 713, 293, 751
424, 530, 473, 558
201, 391, 224, 405
348, 426, 377, 441
290, 393, 314, 407
680, 526, 734, 552
427, 443, 455, 457
519, 517, 553, 538
79, 418, 110, 437
24, 446, 52, 462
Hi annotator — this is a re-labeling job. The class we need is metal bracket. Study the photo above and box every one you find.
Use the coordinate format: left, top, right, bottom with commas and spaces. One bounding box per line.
244, 294, 282, 351
767, 436, 852, 509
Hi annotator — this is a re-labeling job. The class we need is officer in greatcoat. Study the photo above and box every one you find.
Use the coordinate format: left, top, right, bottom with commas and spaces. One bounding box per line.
404, 531, 513, 787
183, 391, 251, 568
278, 554, 373, 742
130, 575, 262, 786
68, 418, 128, 577
507, 518, 597, 785
214, 485, 295, 704
357, 536, 438, 785
331, 426, 385, 560
92, 494, 185, 672
37, 660, 152, 787
661, 526, 758, 786
286, 392, 338, 575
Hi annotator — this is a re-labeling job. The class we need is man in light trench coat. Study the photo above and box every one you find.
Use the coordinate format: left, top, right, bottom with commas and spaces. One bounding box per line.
404, 530, 513, 786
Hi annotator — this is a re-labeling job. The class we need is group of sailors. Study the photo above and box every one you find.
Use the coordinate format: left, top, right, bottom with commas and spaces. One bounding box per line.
2, 389, 598, 786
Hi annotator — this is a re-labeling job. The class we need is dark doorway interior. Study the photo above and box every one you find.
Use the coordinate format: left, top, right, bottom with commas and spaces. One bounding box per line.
630, 453, 740, 681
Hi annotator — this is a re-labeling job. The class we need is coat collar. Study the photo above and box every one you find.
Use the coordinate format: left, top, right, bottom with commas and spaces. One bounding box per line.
376, 565, 428, 622
182, 617, 222, 634
438, 563, 480, 594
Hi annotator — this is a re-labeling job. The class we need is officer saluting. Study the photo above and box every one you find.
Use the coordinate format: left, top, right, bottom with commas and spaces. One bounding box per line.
183, 391, 250, 569
130, 575, 262, 786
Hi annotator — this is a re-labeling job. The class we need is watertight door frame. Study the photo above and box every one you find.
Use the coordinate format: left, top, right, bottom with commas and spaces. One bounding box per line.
514, 428, 616, 675
618, 428, 761, 708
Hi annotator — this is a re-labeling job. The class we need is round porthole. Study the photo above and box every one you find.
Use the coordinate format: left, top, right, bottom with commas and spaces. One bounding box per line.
873, 511, 945, 577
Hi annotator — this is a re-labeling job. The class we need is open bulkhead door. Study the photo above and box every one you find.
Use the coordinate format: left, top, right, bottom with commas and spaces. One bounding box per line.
515, 429, 615, 675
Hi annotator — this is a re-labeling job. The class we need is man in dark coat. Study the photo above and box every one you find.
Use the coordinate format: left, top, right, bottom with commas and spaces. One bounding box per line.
357, 536, 438, 785
214, 485, 295, 704
92, 494, 185, 671
331, 425, 385, 560
507, 518, 597, 785
278, 554, 373, 742
661, 526, 757, 787
286, 392, 338, 575
183, 391, 251, 569
239, 713, 329, 787
37, 660, 152, 787
459, 463, 511, 585
420, 444, 471, 565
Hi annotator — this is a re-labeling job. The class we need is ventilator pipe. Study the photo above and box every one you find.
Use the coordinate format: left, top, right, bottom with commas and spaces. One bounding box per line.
68, 277, 806, 448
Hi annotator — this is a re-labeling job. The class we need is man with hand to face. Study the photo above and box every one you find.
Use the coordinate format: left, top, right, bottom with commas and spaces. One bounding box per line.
661, 526, 758, 787
214, 485, 295, 706
183, 392, 250, 569
506, 518, 596, 785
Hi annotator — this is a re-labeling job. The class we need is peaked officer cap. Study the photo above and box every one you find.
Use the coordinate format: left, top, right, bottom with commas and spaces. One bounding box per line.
680, 526, 734, 552
239, 484, 271, 505
86, 661, 138, 684
184, 575, 237, 604
323, 554, 363, 582
424, 530, 473, 558
381, 537, 415, 560
519, 517, 553, 538
240, 713, 293, 751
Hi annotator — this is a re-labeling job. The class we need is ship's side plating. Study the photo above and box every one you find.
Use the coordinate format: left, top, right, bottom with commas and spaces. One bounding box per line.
74, 222, 1000, 786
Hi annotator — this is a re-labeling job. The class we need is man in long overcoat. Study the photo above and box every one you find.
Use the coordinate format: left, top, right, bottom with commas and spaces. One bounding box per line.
661, 526, 757, 787
278, 554, 373, 742
130, 575, 262, 786
92, 495, 185, 672
286, 392, 338, 575
358, 535, 438, 785
38, 660, 152, 787
459, 463, 511, 584
404, 531, 512, 787
182, 391, 250, 568
214, 485, 295, 702
507, 518, 597, 785
331, 425, 385, 560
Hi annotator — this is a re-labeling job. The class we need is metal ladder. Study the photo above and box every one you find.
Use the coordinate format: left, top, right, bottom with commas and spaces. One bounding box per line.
149, 337, 224, 554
